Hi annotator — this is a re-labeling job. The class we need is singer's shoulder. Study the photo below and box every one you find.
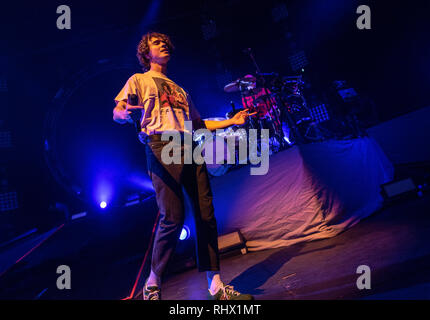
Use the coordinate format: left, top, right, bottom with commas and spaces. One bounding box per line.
131, 71, 169, 81
126, 73, 156, 85
129, 72, 147, 80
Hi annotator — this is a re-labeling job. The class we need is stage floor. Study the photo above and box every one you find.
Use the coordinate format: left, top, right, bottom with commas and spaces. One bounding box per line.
135, 194, 430, 300
0, 164, 429, 300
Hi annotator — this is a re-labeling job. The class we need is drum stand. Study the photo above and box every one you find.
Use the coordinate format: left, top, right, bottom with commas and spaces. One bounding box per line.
271, 92, 306, 145
242, 48, 286, 151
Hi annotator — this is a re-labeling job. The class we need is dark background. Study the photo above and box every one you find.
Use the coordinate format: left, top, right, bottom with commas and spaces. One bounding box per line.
1, 0, 429, 237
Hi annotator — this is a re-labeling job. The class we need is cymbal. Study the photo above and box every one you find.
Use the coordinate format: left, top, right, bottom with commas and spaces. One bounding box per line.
224, 76, 256, 93
223, 82, 241, 93
282, 75, 303, 83
283, 75, 302, 79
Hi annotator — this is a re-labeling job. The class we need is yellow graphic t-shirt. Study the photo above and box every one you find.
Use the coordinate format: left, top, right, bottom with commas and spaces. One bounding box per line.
114, 70, 201, 141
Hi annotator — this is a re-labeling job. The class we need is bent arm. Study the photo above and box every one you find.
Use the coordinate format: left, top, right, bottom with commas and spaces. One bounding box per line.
204, 119, 234, 131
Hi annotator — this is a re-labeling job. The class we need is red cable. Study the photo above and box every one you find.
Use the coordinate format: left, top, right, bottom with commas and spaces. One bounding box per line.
0, 209, 160, 298
122, 210, 160, 300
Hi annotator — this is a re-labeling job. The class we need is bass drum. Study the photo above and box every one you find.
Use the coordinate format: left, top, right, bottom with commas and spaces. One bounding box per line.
201, 135, 233, 177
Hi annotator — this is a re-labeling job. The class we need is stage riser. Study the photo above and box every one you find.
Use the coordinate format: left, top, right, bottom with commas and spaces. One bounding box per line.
367, 106, 430, 165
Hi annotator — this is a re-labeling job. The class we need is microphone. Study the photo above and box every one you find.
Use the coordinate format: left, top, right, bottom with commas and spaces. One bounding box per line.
230, 101, 236, 112
227, 101, 238, 119
127, 93, 141, 133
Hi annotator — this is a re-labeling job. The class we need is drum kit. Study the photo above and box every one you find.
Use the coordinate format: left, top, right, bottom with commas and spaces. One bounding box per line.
195, 48, 319, 176
197, 71, 318, 176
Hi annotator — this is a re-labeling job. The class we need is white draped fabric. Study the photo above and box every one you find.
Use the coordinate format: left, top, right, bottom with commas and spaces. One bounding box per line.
209, 137, 394, 251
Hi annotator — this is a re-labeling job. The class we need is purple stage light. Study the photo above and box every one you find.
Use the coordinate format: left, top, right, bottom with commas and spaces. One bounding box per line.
128, 173, 155, 191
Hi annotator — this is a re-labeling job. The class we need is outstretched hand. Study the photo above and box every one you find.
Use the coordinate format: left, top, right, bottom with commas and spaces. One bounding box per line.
230, 109, 257, 125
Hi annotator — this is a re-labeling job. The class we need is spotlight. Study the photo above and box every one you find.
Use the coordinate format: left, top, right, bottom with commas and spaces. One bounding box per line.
310, 104, 330, 123
0, 191, 19, 212
99, 201, 107, 209
288, 51, 308, 72
179, 225, 190, 241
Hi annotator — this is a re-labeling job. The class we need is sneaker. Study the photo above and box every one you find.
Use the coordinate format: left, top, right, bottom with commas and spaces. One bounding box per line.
143, 282, 161, 300
207, 283, 253, 300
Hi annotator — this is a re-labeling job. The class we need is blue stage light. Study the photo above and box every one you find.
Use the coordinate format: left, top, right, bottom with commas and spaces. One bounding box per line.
99, 201, 107, 209
179, 225, 190, 241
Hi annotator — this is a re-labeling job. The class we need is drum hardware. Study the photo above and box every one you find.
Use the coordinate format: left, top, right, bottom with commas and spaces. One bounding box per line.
224, 74, 292, 151
220, 48, 337, 151
225, 101, 246, 119
270, 90, 306, 145
252, 94, 274, 104
305, 121, 337, 141
241, 48, 286, 145
195, 117, 250, 177
223, 76, 256, 93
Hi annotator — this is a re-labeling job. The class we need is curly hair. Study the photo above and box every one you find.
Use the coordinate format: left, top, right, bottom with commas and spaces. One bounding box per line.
136, 32, 174, 71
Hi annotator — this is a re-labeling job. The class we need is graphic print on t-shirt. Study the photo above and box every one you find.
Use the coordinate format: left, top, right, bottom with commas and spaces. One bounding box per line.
153, 77, 188, 112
